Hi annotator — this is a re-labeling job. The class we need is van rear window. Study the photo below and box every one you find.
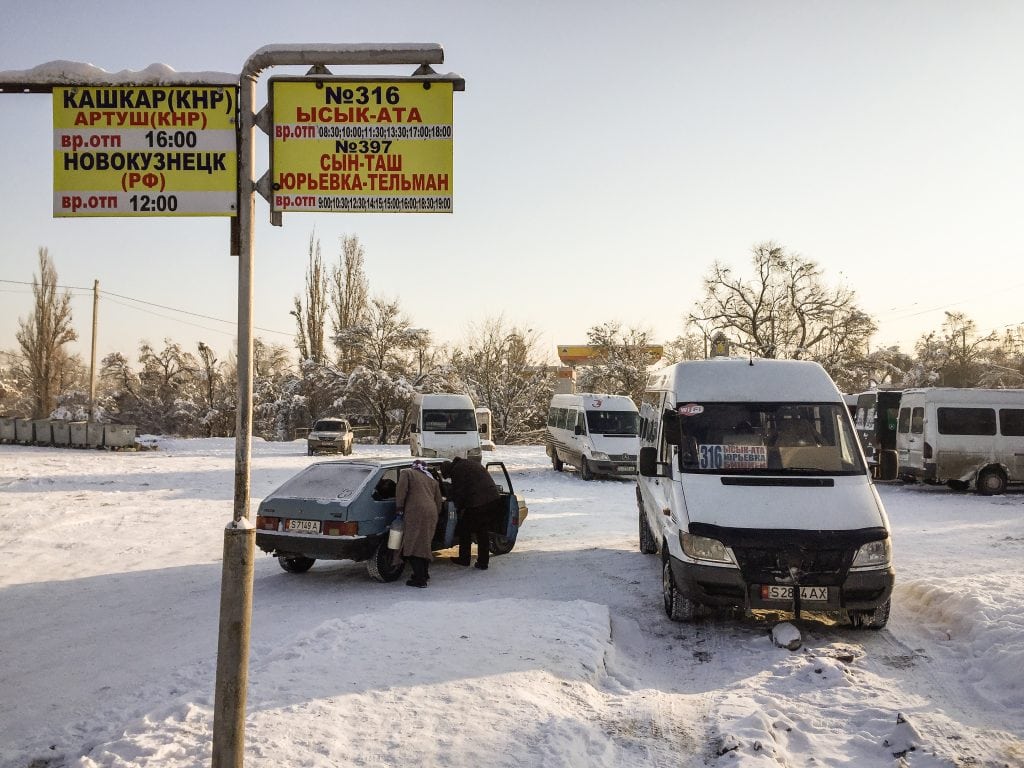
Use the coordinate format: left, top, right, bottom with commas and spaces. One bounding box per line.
937, 407, 996, 436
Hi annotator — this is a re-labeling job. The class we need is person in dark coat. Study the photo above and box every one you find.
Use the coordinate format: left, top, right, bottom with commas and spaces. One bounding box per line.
394, 460, 442, 588
440, 456, 502, 570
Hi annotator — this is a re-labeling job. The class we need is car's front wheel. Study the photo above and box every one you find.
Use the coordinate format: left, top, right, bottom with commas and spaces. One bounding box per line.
551, 452, 563, 472
663, 552, 700, 621
278, 555, 315, 573
850, 598, 890, 630
367, 539, 405, 582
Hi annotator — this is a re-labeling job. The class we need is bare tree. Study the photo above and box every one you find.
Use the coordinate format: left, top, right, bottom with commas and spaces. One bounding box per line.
15, 248, 78, 418
329, 234, 370, 369
291, 233, 328, 364
689, 242, 876, 366
449, 317, 553, 443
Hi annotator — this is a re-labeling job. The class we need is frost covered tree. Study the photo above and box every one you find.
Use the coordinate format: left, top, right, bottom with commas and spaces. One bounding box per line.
689, 242, 876, 370
576, 322, 659, 405
448, 317, 553, 444
15, 248, 79, 418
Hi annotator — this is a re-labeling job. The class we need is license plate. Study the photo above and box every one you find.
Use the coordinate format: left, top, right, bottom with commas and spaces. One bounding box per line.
287, 519, 320, 534
762, 585, 828, 601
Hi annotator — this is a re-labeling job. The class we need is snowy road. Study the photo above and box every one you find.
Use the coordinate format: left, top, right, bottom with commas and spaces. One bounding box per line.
1, 440, 1022, 767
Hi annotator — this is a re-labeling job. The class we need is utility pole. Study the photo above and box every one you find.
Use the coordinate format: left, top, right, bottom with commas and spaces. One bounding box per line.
89, 279, 98, 420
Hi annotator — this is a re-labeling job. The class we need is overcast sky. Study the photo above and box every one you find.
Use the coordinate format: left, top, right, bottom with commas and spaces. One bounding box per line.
2, 1, 1022, 365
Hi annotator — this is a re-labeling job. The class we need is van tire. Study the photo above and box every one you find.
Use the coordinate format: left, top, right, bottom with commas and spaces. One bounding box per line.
580, 457, 594, 481
976, 467, 1007, 496
662, 553, 699, 621
638, 504, 658, 554
552, 452, 563, 471
851, 598, 890, 630
367, 540, 406, 583
278, 555, 315, 573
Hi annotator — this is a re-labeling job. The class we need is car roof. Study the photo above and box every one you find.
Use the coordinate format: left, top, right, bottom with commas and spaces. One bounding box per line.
313, 456, 446, 469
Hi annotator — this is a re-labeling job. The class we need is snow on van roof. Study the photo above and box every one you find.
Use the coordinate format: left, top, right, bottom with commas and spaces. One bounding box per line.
647, 358, 841, 403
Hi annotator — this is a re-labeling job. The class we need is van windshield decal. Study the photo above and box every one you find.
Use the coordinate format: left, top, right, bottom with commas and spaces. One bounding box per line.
673, 402, 866, 476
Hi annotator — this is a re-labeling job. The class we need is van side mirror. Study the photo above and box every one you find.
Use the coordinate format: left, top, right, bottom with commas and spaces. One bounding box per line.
639, 447, 663, 477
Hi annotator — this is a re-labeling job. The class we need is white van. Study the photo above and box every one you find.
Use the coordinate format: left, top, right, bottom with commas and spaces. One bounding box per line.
545, 393, 640, 479
475, 406, 496, 451
636, 358, 894, 627
896, 387, 1024, 494
408, 393, 483, 460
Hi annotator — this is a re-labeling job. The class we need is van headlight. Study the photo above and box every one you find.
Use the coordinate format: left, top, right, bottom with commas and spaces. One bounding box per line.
421, 448, 438, 458
680, 532, 734, 564
590, 451, 610, 461
851, 538, 891, 569
468, 446, 482, 458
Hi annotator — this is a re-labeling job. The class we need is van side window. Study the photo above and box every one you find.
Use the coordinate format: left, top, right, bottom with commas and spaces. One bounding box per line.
1000, 409, 1024, 436
547, 408, 559, 427
937, 407, 995, 436
898, 408, 910, 434
576, 411, 587, 434
910, 407, 924, 434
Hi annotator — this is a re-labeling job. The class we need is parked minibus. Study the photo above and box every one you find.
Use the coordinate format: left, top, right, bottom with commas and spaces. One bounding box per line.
408, 393, 482, 460
896, 387, 1024, 494
636, 358, 894, 627
545, 393, 640, 479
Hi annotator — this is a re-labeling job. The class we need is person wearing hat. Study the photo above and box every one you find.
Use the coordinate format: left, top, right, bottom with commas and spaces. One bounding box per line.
440, 456, 501, 570
394, 459, 443, 588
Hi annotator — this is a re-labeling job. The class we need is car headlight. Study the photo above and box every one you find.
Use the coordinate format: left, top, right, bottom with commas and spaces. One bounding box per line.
851, 538, 891, 569
590, 451, 610, 461
680, 532, 734, 564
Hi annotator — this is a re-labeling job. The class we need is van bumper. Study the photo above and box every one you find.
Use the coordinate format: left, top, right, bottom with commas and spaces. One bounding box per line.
591, 459, 637, 477
669, 557, 895, 612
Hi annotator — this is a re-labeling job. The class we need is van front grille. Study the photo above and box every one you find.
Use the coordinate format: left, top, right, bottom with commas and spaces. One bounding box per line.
731, 545, 856, 585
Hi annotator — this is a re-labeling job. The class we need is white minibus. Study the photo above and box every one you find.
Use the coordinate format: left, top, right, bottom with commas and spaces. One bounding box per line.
896, 387, 1024, 494
545, 393, 640, 479
637, 358, 893, 627
408, 393, 483, 460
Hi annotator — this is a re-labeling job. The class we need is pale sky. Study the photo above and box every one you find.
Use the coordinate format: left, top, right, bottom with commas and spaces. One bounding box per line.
2, 1, 1023, 366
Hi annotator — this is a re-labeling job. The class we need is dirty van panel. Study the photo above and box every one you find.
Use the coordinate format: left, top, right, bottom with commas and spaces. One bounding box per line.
936, 452, 990, 483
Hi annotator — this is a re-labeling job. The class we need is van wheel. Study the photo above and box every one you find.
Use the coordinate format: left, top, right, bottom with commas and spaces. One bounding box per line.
638, 495, 658, 554
976, 467, 1007, 496
580, 457, 594, 481
278, 555, 315, 573
367, 539, 405, 582
662, 553, 700, 621
552, 453, 563, 471
850, 598, 890, 630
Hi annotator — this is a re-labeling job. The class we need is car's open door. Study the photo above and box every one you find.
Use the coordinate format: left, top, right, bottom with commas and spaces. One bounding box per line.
485, 461, 522, 554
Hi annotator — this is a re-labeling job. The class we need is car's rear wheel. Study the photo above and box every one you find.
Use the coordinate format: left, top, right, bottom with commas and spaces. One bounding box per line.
278, 555, 315, 573
662, 551, 700, 621
976, 467, 1007, 496
551, 452, 563, 471
367, 539, 405, 582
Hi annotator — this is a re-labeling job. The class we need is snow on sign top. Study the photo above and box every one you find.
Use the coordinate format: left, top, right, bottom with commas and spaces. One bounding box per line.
0, 61, 238, 91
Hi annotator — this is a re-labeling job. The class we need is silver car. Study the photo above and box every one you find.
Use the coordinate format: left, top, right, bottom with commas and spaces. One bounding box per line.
307, 418, 354, 456
255, 457, 528, 582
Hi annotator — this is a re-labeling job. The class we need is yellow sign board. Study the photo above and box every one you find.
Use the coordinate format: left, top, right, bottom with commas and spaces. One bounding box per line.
270, 78, 453, 214
52, 86, 238, 217
557, 344, 665, 365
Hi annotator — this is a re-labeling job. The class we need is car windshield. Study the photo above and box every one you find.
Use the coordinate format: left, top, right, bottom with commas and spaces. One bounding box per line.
672, 402, 865, 475
423, 409, 477, 432
273, 463, 372, 500
313, 420, 344, 432
585, 410, 639, 436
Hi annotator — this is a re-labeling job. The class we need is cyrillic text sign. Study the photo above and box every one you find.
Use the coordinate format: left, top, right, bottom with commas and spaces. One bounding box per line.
53, 86, 238, 217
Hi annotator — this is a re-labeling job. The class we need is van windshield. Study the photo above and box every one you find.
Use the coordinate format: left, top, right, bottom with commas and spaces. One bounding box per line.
586, 410, 639, 436
423, 409, 477, 432
673, 402, 865, 475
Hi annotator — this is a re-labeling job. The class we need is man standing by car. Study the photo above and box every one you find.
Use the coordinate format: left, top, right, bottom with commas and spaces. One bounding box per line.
441, 457, 501, 570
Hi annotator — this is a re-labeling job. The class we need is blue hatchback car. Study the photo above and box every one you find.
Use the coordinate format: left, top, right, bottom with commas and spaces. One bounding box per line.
255, 457, 528, 581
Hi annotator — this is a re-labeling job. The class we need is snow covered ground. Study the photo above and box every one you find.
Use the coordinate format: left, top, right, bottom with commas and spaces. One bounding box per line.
1, 439, 1022, 767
